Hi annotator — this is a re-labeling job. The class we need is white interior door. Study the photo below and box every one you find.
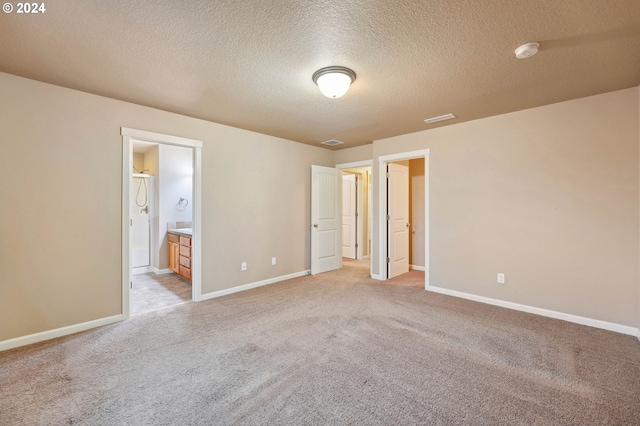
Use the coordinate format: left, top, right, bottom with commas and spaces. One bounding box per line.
388, 162, 409, 278
342, 174, 357, 259
311, 165, 342, 275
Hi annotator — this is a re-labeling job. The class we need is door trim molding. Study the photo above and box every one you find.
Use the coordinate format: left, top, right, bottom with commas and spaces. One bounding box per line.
121, 128, 203, 319
335, 160, 373, 169
377, 149, 430, 288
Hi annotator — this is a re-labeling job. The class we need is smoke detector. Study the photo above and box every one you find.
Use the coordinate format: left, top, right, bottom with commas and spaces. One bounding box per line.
515, 42, 540, 59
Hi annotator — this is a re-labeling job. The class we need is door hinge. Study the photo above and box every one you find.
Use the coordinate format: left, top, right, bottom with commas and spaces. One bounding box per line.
130, 281, 133, 289
386, 214, 390, 221
355, 212, 358, 217
355, 243, 359, 248
386, 257, 390, 263
386, 172, 390, 179
130, 219, 132, 226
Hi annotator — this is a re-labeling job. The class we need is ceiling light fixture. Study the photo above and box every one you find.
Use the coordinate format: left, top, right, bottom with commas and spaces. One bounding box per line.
515, 42, 540, 59
312, 66, 356, 98
424, 113, 456, 124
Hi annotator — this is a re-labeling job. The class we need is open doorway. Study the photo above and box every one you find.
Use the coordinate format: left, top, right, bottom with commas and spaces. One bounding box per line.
378, 150, 430, 288
121, 128, 203, 319
310, 161, 373, 276
130, 141, 194, 315
337, 161, 373, 275
341, 166, 372, 261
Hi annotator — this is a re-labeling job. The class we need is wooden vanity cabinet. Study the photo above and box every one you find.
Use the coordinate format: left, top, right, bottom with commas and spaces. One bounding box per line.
178, 235, 192, 281
168, 233, 180, 274
168, 232, 192, 282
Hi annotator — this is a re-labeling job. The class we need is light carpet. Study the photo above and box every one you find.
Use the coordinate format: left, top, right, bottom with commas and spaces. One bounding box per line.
1, 262, 639, 425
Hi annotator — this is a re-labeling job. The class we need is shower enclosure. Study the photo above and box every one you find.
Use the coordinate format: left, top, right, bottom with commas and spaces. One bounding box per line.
131, 173, 154, 273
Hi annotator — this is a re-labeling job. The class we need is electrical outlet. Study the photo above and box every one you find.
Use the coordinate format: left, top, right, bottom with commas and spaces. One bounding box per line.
497, 273, 505, 284
271, 257, 277, 266
241, 262, 247, 271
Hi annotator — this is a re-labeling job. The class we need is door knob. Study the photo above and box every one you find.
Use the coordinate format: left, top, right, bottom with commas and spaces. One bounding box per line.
406, 223, 411, 228
313, 223, 319, 228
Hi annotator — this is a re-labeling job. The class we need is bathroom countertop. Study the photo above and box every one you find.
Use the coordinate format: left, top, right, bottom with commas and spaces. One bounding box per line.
168, 228, 193, 237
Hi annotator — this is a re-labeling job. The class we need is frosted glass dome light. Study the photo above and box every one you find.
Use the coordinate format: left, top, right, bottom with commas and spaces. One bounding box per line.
312, 66, 356, 98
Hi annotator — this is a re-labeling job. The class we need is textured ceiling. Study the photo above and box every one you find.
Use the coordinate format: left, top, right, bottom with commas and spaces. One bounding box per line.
1, 0, 639, 150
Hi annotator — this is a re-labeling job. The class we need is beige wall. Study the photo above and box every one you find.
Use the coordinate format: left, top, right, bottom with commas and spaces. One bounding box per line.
0, 72, 333, 341
1, 71, 638, 343
334, 144, 373, 165
157, 144, 193, 270
372, 88, 639, 327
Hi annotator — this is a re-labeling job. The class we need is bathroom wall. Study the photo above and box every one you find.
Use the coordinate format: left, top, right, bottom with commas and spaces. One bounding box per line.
133, 153, 145, 172
158, 144, 193, 270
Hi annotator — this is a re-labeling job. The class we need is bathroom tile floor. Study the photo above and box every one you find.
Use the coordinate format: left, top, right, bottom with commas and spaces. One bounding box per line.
131, 272, 192, 316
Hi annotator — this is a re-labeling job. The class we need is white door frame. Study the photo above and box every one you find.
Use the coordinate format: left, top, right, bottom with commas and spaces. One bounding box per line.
336, 160, 373, 274
121, 128, 203, 319
377, 150, 430, 288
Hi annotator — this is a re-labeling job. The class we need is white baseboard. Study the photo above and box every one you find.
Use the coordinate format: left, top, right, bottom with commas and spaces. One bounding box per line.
0, 314, 123, 352
198, 270, 310, 301
153, 268, 173, 275
371, 274, 384, 280
410, 265, 426, 271
132, 266, 152, 275
426, 285, 638, 336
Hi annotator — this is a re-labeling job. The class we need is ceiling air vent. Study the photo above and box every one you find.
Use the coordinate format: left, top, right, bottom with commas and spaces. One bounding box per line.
424, 113, 456, 124
321, 139, 344, 147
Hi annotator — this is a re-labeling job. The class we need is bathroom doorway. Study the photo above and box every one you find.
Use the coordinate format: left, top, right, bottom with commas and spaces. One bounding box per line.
121, 128, 203, 319
130, 142, 194, 315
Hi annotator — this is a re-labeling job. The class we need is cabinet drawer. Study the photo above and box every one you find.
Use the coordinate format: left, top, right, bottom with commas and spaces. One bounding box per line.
179, 255, 191, 268
179, 265, 191, 280
179, 236, 191, 247
168, 233, 180, 243
179, 245, 191, 258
